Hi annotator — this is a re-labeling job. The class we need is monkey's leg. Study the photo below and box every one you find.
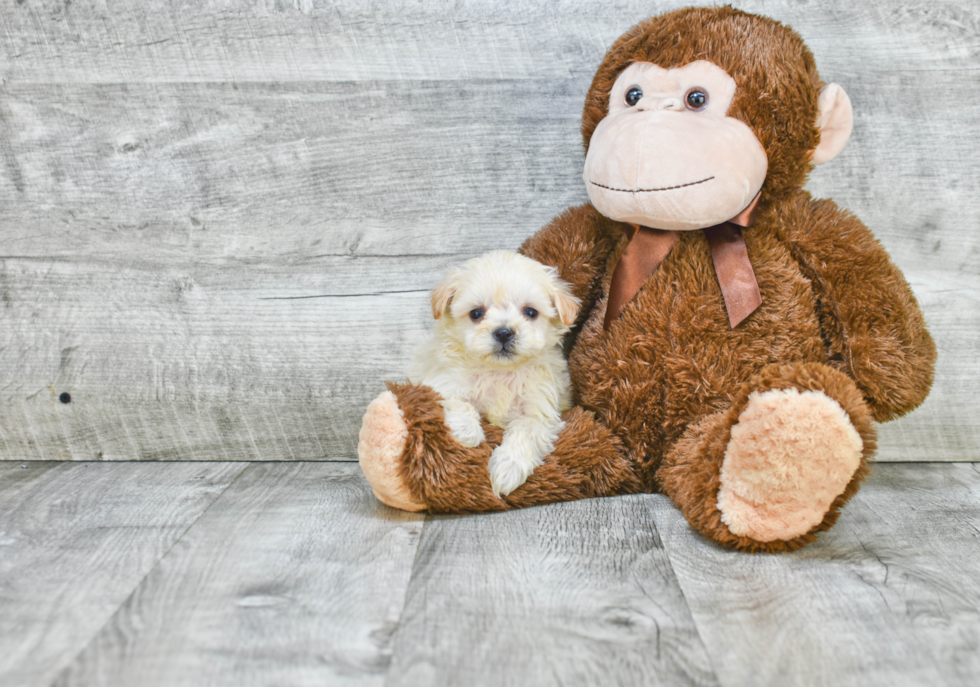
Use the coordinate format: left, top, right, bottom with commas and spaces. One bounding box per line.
358, 381, 641, 514
657, 363, 876, 553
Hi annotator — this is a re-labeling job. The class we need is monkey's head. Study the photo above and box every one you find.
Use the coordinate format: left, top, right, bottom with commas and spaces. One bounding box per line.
582, 7, 853, 230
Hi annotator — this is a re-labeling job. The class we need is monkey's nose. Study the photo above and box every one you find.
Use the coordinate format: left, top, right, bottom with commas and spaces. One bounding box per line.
636, 96, 682, 112
493, 328, 515, 344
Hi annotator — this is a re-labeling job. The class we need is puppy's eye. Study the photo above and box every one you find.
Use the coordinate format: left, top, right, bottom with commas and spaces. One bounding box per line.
469, 308, 484, 321
625, 86, 643, 107
523, 307, 538, 320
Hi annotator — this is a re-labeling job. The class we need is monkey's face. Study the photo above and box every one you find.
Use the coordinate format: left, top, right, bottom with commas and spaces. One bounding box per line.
583, 60, 768, 230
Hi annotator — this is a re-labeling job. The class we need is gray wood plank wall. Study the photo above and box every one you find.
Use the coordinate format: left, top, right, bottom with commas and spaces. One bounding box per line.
1, 0, 977, 461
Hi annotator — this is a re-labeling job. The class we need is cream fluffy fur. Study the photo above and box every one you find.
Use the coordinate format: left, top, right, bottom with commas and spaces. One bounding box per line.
411, 250, 580, 498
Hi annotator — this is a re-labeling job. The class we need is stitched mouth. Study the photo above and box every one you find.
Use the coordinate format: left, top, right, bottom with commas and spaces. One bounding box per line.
590, 177, 714, 193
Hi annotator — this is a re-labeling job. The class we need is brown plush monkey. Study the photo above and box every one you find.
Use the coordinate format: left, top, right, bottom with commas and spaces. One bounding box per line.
357, 7, 936, 552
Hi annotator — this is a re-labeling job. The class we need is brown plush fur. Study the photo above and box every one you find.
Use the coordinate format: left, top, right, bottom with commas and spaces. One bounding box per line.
364, 7, 936, 553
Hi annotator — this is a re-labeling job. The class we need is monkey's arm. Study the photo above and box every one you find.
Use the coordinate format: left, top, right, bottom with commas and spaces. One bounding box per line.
519, 204, 620, 324
787, 198, 936, 422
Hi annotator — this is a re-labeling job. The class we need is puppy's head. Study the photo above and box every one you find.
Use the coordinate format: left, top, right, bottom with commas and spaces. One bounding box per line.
430, 250, 580, 367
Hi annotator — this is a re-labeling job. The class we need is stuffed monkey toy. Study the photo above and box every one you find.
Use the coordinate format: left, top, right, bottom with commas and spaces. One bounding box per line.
357, 6, 935, 552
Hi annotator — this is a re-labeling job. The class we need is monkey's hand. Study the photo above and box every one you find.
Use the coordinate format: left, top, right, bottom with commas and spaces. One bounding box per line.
519, 204, 619, 314
789, 198, 936, 422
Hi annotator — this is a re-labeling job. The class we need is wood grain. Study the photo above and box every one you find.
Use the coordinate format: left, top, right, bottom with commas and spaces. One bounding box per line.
0, 80, 588, 260
1, 1, 975, 89
0, 254, 436, 461
0, 0, 680, 84
52, 462, 425, 687
2, 461, 977, 686
657, 463, 980, 687
0, 0, 977, 461
386, 495, 720, 687
0, 461, 246, 687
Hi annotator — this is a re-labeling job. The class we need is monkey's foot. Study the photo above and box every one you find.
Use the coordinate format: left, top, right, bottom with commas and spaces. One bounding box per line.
357, 391, 426, 512
716, 388, 862, 542
658, 362, 876, 552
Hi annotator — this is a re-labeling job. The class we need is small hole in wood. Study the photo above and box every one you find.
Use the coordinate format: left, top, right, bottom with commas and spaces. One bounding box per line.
59, 392, 71, 404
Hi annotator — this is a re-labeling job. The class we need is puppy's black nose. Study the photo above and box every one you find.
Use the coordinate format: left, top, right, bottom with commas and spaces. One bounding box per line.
493, 328, 515, 344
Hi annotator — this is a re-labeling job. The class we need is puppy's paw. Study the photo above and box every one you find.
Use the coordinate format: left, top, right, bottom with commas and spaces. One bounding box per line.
444, 408, 485, 448
488, 444, 535, 497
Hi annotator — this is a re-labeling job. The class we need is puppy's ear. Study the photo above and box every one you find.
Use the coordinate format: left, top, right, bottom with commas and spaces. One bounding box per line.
430, 271, 459, 320
549, 275, 580, 326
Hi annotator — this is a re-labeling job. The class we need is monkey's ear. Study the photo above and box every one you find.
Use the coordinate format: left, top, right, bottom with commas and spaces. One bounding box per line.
550, 280, 581, 326
811, 84, 854, 165
430, 272, 458, 320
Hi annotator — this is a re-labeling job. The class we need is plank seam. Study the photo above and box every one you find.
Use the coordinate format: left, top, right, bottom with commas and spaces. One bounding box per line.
650, 509, 727, 687
258, 288, 428, 300
382, 511, 430, 687
44, 461, 251, 687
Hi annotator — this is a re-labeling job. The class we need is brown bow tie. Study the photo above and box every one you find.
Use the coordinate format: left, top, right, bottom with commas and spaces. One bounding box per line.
603, 193, 763, 331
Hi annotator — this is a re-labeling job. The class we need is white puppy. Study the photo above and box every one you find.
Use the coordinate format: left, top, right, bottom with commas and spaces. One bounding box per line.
410, 250, 580, 497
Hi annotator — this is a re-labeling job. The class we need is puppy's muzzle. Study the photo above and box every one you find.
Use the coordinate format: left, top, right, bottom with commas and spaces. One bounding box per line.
493, 327, 516, 353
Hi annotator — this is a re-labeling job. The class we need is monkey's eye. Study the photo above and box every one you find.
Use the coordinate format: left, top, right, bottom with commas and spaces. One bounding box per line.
685, 88, 708, 111
523, 307, 538, 320
625, 87, 643, 107
469, 308, 484, 321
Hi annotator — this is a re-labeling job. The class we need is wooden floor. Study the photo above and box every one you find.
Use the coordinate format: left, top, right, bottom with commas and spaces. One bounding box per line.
1, 462, 978, 687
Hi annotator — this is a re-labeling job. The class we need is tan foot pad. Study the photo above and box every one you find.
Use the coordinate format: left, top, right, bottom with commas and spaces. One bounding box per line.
357, 391, 426, 512
717, 388, 863, 542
